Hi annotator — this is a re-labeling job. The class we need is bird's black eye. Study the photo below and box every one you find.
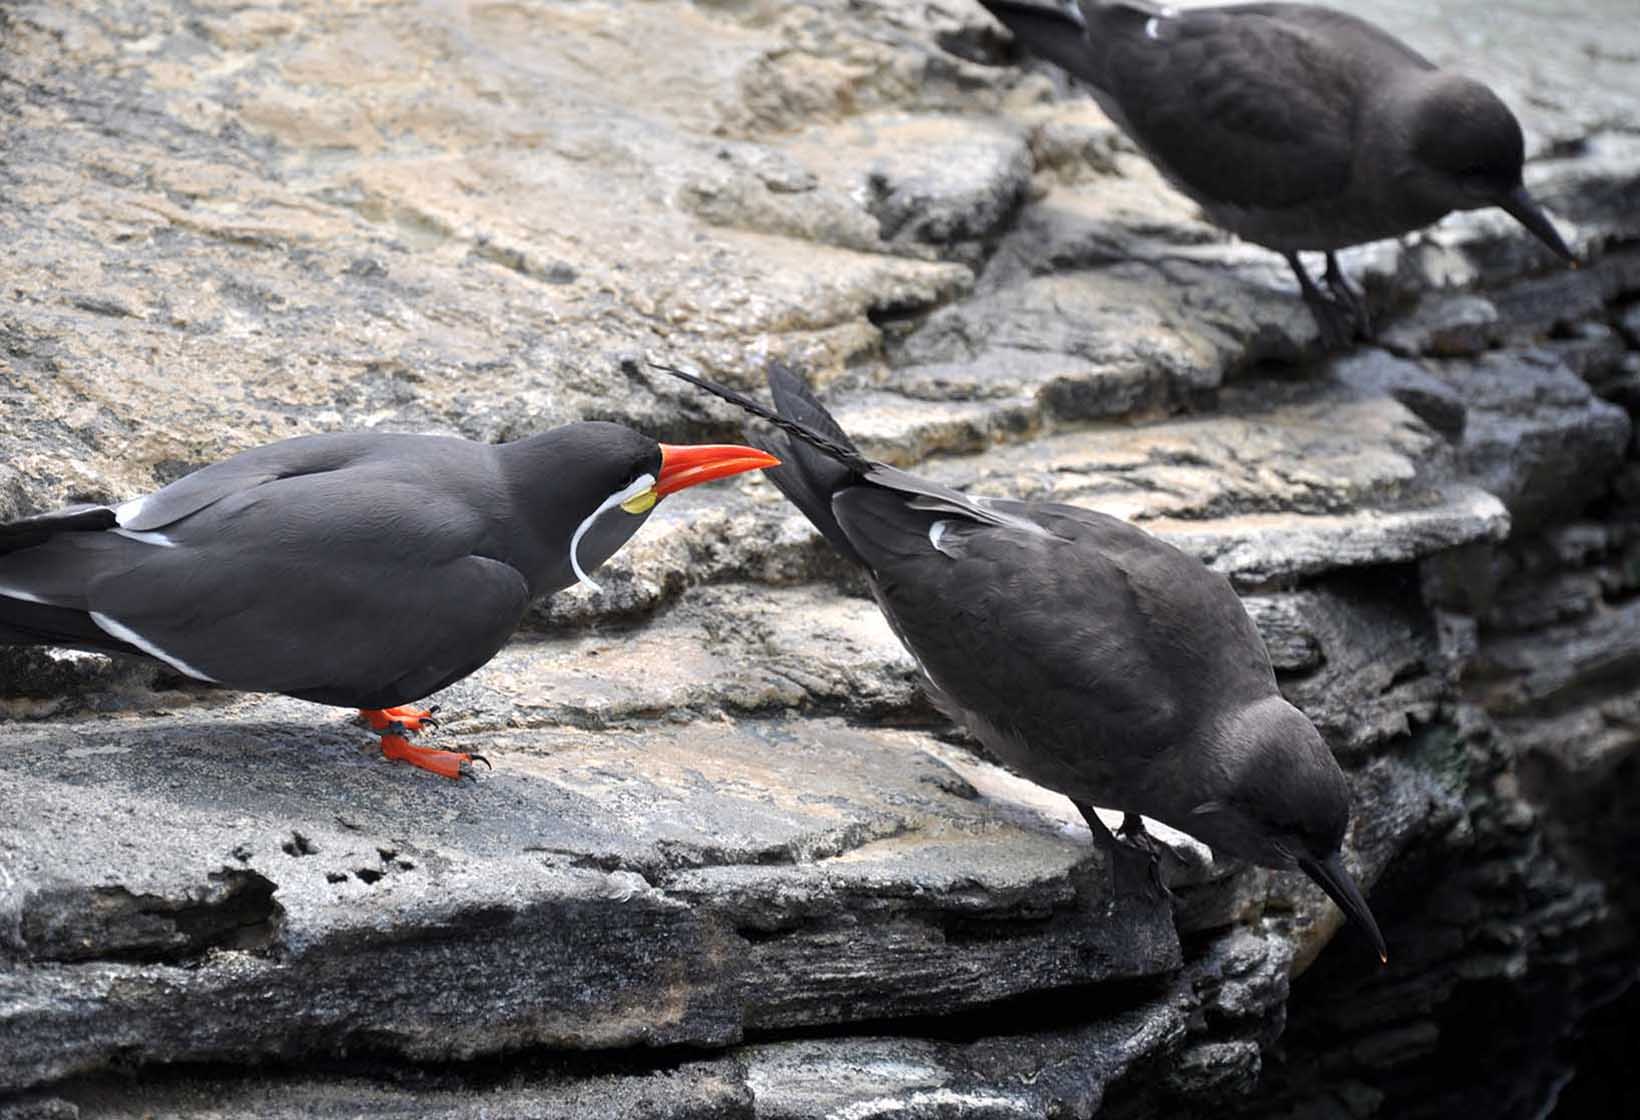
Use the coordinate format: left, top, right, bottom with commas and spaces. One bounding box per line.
1458, 164, 1509, 192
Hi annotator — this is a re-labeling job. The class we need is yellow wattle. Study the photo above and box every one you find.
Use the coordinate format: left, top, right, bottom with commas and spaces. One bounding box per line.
619, 488, 658, 515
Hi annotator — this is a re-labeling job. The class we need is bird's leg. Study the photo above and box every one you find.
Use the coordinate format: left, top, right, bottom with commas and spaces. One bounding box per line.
359, 705, 487, 780
1285, 251, 1355, 350
1076, 801, 1119, 847
1322, 251, 1372, 339
1076, 802, 1168, 900
1118, 812, 1170, 895
359, 705, 440, 733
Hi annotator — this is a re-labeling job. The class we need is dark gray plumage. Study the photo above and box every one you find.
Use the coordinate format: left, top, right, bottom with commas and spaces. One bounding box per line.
0, 425, 777, 777
659, 360, 1386, 961
975, 0, 1575, 346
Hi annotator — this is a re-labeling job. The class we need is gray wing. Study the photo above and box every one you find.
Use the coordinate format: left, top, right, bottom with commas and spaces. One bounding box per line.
832, 487, 1277, 803
95, 467, 528, 705
115, 432, 428, 531
1098, 4, 1371, 208
983, 1, 1362, 209
1228, 3, 1433, 70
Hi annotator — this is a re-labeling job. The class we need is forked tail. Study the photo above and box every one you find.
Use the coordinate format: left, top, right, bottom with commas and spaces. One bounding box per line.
977, 1, 1103, 82
0, 505, 136, 654
651, 361, 873, 568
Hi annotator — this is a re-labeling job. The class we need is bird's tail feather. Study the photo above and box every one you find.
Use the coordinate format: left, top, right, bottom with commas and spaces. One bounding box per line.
977, 1, 1105, 83
0, 596, 134, 655
651, 360, 874, 567
0, 505, 116, 557
650, 362, 872, 473
0, 504, 139, 654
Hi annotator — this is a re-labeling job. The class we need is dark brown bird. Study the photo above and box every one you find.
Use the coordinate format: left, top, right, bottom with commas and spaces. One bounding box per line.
975, 0, 1575, 346
661, 360, 1386, 961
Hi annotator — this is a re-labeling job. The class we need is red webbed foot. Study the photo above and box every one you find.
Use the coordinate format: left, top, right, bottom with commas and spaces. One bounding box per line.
379, 734, 490, 781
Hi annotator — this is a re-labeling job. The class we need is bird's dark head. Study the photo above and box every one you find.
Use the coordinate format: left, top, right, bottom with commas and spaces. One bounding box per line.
1191, 696, 1387, 961
1405, 74, 1574, 262
515, 422, 777, 594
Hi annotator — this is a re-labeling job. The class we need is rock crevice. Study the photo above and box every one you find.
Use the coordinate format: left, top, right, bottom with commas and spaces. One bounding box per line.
1, 1, 1637, 1117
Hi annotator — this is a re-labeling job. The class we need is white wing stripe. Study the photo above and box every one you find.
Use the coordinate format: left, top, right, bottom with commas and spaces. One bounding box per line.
112, 527, 178, 548
114, 497, 149, 526
928, 519, 958, 558
89, 612, 219, 682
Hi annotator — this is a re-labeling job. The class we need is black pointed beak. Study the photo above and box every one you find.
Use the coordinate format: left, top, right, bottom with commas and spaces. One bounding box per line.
1299, 851, 1388, 964
1499, 185, 1577, 265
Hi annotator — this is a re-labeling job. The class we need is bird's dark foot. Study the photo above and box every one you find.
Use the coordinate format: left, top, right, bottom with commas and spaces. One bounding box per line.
379, 733, 486, 781
1117, 813, 1171, 897
1078, 803, 1168, 902
1105, 839, 1168, 902
360, 705, 440, 734
1287, 251, 1364, 350
1300, 290, 1360, 351
1322, 252, 1373, 340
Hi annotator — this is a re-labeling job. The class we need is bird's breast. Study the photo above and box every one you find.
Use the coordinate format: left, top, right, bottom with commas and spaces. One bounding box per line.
1196, 193, 1430, 253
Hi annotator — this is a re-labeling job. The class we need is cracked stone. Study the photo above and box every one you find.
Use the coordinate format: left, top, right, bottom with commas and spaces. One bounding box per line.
2, 0, 1640, 1115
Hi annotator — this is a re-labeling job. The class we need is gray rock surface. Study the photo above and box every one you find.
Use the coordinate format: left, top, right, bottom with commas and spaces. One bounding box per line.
1, 0, 1637, 1117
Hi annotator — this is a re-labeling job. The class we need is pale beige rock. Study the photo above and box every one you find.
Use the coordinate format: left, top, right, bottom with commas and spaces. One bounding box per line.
2, 0, 1639, 1116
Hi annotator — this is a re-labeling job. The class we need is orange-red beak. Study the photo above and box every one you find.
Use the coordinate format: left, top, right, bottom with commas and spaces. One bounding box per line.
654, 443, 780, 497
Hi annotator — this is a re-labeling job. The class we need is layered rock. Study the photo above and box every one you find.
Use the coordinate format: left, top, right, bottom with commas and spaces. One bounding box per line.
1, 1, 1637, 1117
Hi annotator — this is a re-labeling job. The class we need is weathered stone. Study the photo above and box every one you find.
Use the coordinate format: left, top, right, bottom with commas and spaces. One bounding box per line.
2, 0, 1639, 1115
0, 709, 1179, 1093
1154, 485, 1510, 589
17, 1064, 753, 1120
1546, 320, 1632, 389
1250, 585, 1443, 761
0, 647, 151, 715
1025, 102, 1126, 182
860, 116, 1033, 260
1328, 349, 1468, 438
739, 1003, 1183, 1120
0, 1102, 79, 1120
515, 583, 923, 728
1241, 596, 1326, 673
1163, 1040, 1264, 1098
1469, 599, 1640, 718
1380, 294, 1502, 359
1429, 351, 1632, 531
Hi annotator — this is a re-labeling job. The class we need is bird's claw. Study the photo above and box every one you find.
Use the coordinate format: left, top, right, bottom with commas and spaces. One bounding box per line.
1288, 251, 1368, 350
1322, 264, 1372, 340
368, 707, 494, 779
1302, 292, 1360, 350
1115, 814, 1172, 899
